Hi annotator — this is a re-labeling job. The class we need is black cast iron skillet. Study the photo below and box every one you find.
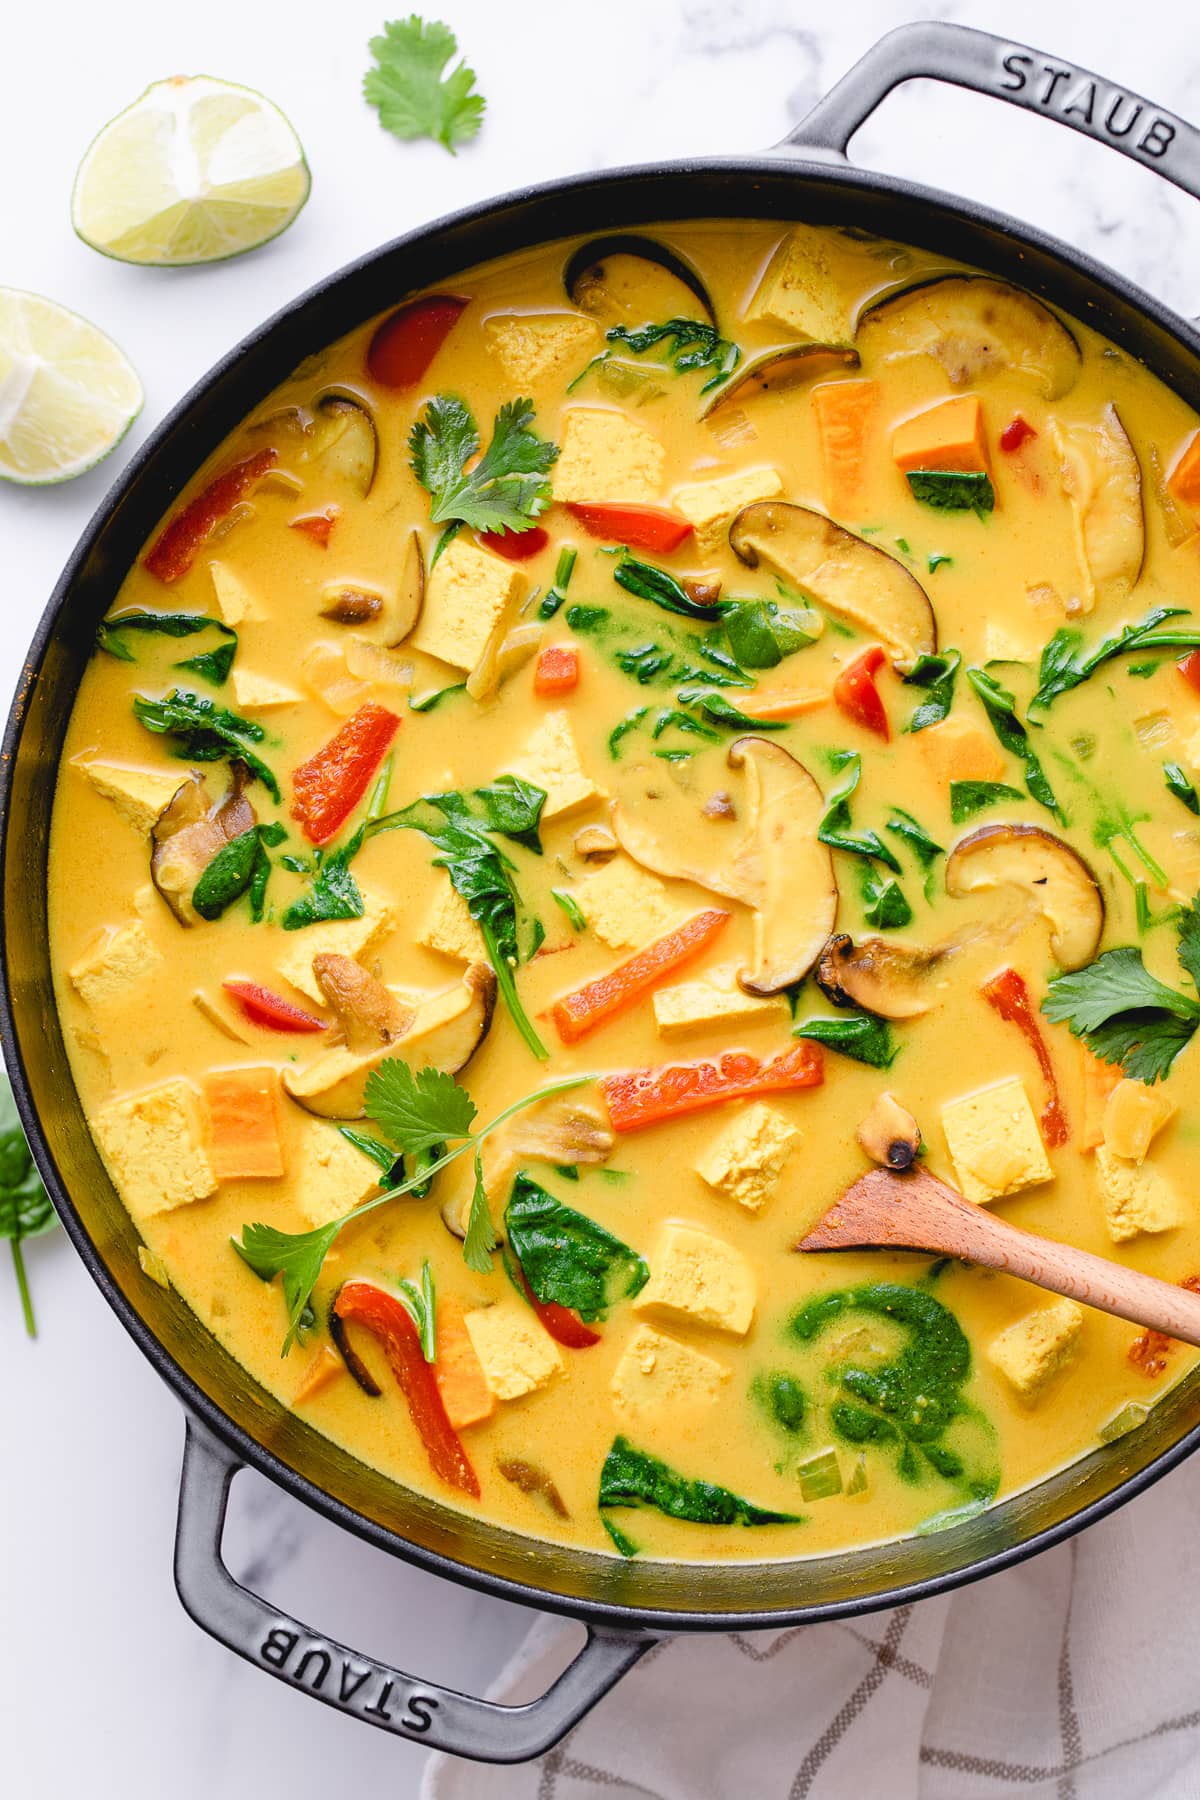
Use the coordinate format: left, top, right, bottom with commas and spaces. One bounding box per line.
6, 21, 1200, 1765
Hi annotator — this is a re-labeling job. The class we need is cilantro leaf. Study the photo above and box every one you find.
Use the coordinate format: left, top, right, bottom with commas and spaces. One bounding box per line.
364, 1060, 477, 1153
410, 395, 556, 535
1042, 943, 1200, 1085
364, 15, 485, 153
235, 1219, 342, 1352
1, 1071, 58, 1337
463, 1149, 498, 1274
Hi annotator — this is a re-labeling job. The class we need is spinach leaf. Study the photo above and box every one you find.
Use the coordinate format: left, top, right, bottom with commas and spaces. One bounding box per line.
282, 837, 366, 929
793, 1011, 896, 1068
599, 318, 741, 393
886, 808, 943, 868
537, 545, 578, 619
409, 681, 467, 713
191, 821, 286, 922
0, 1071, 58, 1337
817, 753, 901, 871
754, 1371, 807, 1435
722, 598, 818, 669
98, 610, 239, 686
906, 471, 995, 517
505, 1174, 648, 1321
1031, 606, 1200, 711
966, 667, 1063, 821
1165, 762, 1200, 815
609, 708, 650, 758
599, 1436, 800, 1551
613, 557, 720, 620
902, 650, 960, 732
132, 690, 280, 801
860, 866, 913, 930
674, 687, 787, 732
949, 779, 1026, 824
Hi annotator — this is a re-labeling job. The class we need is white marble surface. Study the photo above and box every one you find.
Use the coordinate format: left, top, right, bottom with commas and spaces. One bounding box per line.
3, 1, 1199, 1794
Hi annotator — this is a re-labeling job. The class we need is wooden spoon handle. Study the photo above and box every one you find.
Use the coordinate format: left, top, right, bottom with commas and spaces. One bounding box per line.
798, 1166, 1200, 1347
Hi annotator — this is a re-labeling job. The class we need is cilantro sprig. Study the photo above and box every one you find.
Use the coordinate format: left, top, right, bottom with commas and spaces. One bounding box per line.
409, 395, 557, 546
1, 1071, 58, 1337
364, 16, 485, 153
1042, 898, 1200, 1084
234, 1059, 594, 1351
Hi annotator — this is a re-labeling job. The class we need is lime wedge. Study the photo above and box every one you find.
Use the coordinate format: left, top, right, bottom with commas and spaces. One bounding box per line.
72, 75, 310, 266
0, 289, 143, 485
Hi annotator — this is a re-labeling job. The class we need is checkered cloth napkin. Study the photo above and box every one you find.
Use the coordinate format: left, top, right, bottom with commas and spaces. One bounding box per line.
424, 1457, 1200, 1798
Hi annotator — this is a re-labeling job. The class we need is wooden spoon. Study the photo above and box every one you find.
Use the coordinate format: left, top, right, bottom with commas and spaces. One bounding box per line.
797, 1165, 1200, 1348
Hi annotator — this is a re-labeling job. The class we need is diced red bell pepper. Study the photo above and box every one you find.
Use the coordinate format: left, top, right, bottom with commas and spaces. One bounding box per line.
1000, 416, 1038, 453
144, 448, 279, 583
564, 502, 693, 553
512, 1261, 601, 1348
1179, 650, 1200, 696
222, 980, 327, 1034
981, 966, 1068, 1147
553, 909, 730, 1045
602, 1041, 824, 1134
478, 526, 550, 562
833, 645, 890, 740
1129, 1273, 1200, 1375
290, 507, 339, 547
533, 644, 580, 697
366, 295, 469, 388
290, 702, 401, 846
332, 1281, 480, 1497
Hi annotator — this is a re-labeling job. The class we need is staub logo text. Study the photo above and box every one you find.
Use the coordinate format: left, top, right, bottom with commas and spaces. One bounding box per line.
998, 50, 1175, 160
260, 1627, 439, 1733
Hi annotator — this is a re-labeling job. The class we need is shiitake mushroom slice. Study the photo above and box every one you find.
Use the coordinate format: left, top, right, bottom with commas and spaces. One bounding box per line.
564, 234, 716, 325
311, 391, 378, 497
701, 343, 860, 418
856, 275, 1082, 400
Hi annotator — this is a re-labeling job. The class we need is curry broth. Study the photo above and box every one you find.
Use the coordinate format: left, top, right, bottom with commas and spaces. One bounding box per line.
48, 219, 1200, 1561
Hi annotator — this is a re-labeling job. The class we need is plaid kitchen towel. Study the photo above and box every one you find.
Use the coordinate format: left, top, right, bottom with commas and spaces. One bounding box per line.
423, 1457, 1200, 1798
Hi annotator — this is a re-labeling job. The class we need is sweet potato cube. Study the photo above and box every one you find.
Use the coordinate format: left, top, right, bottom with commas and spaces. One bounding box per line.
892, 395, 990, 475
202, 1068, 284, 1182
1168, 429, 1200, 510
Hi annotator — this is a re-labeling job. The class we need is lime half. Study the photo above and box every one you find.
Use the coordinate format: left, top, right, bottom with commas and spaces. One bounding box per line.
0, 289, 143, 485
72, 75, 310, 266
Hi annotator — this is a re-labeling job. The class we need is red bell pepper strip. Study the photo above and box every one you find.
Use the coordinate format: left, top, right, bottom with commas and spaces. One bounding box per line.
144, 448, 279, 583
564, 502, 693, 553
533, 644, 580, 697
511, 1260, 601, 1349
553, 909, 730, 1045
833, 645, 890, 740
1000, 416, 1038, 453
366, 295, 469, 388
290, 702, 401, 846
1179, 650, 1200, 696
223, 980, 327, 1033
981, 967, 1068, 1147
332, 1281, 480, 1497
602, 1041, 824, 1134
290, 507, 339, 546
478, 526, 549, 562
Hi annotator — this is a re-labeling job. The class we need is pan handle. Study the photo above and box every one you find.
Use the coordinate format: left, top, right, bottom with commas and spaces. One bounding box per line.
174, 1415, 654, 1763
780, 21, 1200, 202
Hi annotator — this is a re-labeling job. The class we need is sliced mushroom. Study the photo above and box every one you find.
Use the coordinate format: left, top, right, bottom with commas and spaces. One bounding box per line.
441, 1092, 613, 1238
944, 824, 1104, 972
319, 529, 424, 648
150, 765, 256, 926
311, 393, 377, 496
311, 953, 414, 1053
574, 823, 618, 860
701, 344, 860, 419
856, 1092, 923, 1170
564, 234, 715, 324
815, 934, 951, 1020
729, 501, 935, 673
321, 587, 383, 625
284, 962, 496, 1118
610, 797, 761, 905
496, 1457, 569, 1517
856, 276, 1081, 400
1051, 404, 1144, 612
729, 738, 838, 996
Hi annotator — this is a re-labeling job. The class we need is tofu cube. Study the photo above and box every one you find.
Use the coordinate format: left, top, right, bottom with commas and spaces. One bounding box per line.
551, 408, 665, 504
463, 1301, 564, 1400
1095, 1148, 1184, 1242
940, 1077, 1053, 1205
291, 1116, 380, 1228
484, 312, 601, 386
506, 710, 604, 819
988, 1297, 1083, 1401
635, 1222, 756, 1336
275, 888, 392, 1003
673, 467, 783, 560
231, 668, 301, 711
1102, 1080, 1175, 1165
92, 1078, 217, 1218
610, 1324, 729, 1422
72, 757, 187, 835
693, 1102, 799, 1214
573, 855, 683, 950
410, 538, 526, 673
419, 880, 487, 963
70, 920, 162, 1011
209, 561, 263, 624
653, 966, 789, 1039
745, 225, 866, 342
915, 716, 1007, 788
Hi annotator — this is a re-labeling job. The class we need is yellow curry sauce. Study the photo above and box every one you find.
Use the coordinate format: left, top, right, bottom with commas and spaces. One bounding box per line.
47, 220, 1200, 1561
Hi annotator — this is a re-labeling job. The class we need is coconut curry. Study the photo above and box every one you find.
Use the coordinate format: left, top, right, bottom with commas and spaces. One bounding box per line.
48, 220, 1200, 1561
